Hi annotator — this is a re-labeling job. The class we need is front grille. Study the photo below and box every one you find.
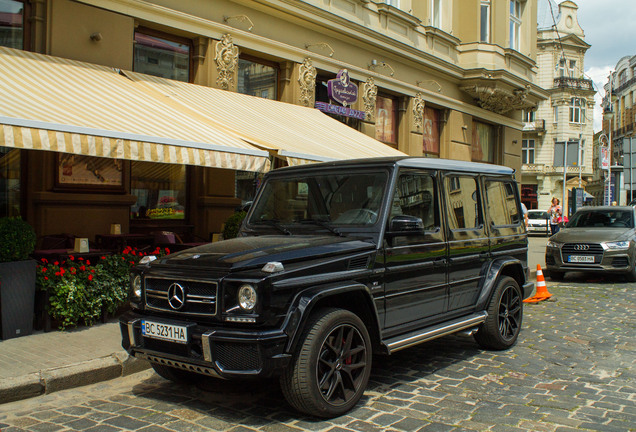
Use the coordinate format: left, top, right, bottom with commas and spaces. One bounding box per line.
215, 342, 261, 371
611, 257, 630, 267
561, 243, 604, 264
145, 277, 217, 315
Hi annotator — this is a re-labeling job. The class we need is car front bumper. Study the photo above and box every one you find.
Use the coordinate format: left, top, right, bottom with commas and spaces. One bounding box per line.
545, 246, 634, 274
119, 311, 291, 379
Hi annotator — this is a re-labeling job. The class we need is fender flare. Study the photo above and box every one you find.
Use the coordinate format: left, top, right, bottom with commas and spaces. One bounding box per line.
475, 258, 526, 310
281, 281, 381, 354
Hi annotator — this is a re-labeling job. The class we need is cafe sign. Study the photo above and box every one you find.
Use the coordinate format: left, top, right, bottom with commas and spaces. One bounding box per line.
328, 69, 358, 107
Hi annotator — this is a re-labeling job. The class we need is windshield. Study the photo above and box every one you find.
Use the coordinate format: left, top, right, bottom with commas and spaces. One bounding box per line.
528, 211, 549, 219
568, 209, 634, 228
247, 171, 388, 230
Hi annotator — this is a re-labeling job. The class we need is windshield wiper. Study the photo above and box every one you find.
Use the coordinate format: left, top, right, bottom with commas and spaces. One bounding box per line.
299, 219, 343, 236
252, 219, 292, 235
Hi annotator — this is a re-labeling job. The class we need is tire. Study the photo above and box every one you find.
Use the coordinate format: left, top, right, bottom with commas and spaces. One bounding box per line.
549, 270, 565, 281
150, 362, 201, 384
474, 276, 523, 350
280, 308, 372, 418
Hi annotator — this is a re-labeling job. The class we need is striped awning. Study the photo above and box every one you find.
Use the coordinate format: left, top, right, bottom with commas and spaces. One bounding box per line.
122, 71, 406, 165
0, 47, 270, 172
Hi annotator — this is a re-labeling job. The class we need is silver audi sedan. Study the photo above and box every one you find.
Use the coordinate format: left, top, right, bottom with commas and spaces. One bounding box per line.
545, 206, 636, 281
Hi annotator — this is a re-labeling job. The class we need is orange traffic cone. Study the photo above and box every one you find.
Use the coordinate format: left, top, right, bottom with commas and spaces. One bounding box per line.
523, 264, 553, 303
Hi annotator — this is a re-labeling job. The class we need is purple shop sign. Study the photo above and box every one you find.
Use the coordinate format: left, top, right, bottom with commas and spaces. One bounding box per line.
315, 101, 366, 120
327, 69, 358, 107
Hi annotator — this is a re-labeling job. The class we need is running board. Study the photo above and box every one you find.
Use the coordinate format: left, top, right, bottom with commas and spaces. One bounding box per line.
384, 312, 488, 354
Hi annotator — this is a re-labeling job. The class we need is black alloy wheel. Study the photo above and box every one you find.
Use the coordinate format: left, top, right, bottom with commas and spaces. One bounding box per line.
280, 308, 372, 418
497, 283, 522, 342
316, 322, 368, 405
474, 276, 523, 350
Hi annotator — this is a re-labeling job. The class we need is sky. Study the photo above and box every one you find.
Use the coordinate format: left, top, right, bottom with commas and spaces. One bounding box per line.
567, 0, 636, 131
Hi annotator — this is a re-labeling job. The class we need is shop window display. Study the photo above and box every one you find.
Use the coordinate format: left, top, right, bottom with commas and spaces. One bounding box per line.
130, 162, 186, 220
0, 147, 20, 217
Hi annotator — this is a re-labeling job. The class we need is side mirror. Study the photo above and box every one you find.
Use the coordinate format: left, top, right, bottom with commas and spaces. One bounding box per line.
387, 215, 424, 236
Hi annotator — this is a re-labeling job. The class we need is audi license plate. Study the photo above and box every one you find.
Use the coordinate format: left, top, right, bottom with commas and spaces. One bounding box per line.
141, 320, 188, 344
568, 255, 594, 263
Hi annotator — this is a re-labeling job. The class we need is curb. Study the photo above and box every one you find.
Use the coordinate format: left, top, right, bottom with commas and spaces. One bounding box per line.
0, 353, 149, 405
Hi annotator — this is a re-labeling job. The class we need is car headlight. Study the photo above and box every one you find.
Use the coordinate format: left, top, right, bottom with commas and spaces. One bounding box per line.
238, 284, 257, 311
602, 241, 631, 250
546, 241, 562, 248
131, 275, 142, 299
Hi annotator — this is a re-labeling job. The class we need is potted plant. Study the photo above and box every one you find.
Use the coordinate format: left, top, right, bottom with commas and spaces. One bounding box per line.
0, 217, 37, 339
222, 211, 247, 240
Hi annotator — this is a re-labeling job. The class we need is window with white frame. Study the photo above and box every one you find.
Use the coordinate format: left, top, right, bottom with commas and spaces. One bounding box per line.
557, 58, 566, 77
522, 139, 535, 164
432, 0, 442, 28
568, 60, 576, 77
480, 1, 491, 42
569, 97, 586, 124
522, 110, 535, 123
385, 0, 400, 7
509, 0, 521, 50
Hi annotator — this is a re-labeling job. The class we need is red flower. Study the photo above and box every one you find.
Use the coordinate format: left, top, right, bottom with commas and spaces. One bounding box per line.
86, 260, 91, 266
130, 261, 135, 265
90, 269, 95, 273
54, 261, 59, 266
41, 267, 48, 272
70, 268, 76, 274
165, 248, 170, 254
101, 256, 106, 260
55, 272, 60, 276
41, 258, 48, 263
69, 255, 75, 261
88, 274, 93, 281
132, 250, 137, 256
80, 265, 86, 271
60, 268, 66, 275
78, 257, 84, 261
44, 276, 48, 280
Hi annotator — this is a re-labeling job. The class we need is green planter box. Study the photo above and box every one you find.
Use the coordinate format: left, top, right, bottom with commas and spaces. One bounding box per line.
0, 259, 36, 340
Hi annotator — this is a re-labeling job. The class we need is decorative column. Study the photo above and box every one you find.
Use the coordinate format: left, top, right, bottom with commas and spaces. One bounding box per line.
297, 58, 317, 107
214, 34, 239, 90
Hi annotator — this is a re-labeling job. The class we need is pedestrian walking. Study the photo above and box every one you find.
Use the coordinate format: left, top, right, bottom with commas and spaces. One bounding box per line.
548, 197, 561, 235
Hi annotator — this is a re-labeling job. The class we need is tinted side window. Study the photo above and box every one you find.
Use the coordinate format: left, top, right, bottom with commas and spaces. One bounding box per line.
391, 172, 439, 230
444, 176, 481, 230
484, 180, 521, 226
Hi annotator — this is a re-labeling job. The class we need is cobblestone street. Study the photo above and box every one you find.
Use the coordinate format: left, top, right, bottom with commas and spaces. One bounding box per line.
1, 277, 634, 432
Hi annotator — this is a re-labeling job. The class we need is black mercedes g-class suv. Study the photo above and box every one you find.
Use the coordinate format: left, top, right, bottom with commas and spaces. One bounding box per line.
120, 157, 533, 417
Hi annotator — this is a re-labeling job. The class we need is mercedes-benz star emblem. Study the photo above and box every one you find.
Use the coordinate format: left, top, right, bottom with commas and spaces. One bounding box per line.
574, 244, 590, 251
167, 283, 186, 310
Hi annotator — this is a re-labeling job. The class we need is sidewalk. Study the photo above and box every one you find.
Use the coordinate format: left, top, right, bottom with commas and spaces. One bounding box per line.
0, 320, 149, 405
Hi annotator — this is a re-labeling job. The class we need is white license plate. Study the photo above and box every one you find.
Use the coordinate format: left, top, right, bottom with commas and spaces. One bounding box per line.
568, 255, 595, 263
141, 320, 188, 344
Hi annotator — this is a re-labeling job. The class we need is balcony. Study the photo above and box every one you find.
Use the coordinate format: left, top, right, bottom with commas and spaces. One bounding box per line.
614, 77, 636, 94
553, 77, 594, 91
522, 119, 545, 133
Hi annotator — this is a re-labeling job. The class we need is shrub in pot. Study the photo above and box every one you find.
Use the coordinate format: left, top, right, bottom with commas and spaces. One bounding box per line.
222, 211, 247, 240
0, 217, 37, 339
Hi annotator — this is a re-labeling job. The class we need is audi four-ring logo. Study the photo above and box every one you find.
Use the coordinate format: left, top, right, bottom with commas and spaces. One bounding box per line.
167, 283, 186, 310
574, 244, 590, 251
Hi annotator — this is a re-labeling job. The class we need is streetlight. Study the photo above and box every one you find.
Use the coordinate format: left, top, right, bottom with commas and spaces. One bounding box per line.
604, 72, 615, 206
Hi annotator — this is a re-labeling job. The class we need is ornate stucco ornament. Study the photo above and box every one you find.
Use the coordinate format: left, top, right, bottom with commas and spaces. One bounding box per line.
412, 92, 425, 131
460, 85, 533, 114
298, 58, 317, 107
215, 34, 239, 90
362, 77, 378, 121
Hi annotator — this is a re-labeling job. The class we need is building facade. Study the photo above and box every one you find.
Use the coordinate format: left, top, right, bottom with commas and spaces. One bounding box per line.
0, 0, 546, 244
521, 0, 594, 212
602, 55, 636, 204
